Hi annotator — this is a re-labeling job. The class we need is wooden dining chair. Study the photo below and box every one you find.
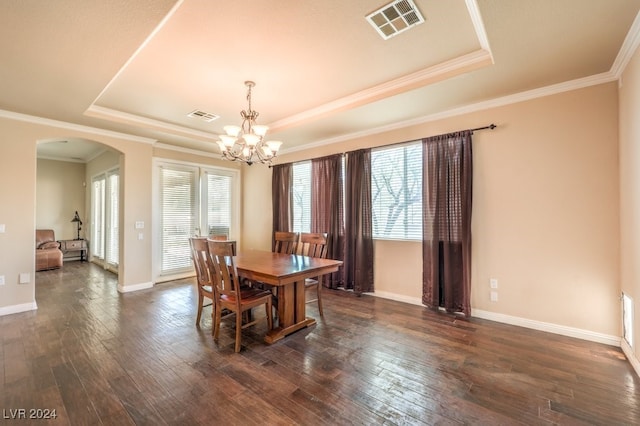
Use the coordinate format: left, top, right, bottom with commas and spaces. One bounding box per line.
206, 239, 273, 353
189, 237, 215, 327
208, 238, 237, 256
274, 231, 299, 254
299, 232, 329, 316
266, 231, 300, 315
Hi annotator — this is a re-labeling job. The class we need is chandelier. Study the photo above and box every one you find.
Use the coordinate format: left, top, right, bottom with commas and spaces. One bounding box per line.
216, 81, 283, 166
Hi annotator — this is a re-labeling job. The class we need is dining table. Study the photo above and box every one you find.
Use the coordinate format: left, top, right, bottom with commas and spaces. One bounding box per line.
234, 250, 343, 344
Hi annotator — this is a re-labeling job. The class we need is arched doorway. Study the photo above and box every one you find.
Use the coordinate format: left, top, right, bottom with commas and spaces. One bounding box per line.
36, 137, 123, 279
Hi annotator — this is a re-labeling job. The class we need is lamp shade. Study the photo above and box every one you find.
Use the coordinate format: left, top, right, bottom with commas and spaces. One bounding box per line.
71, 211, 82, 224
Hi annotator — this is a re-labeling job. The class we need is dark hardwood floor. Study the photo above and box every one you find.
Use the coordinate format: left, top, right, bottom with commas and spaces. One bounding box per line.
1, 262, 639, 425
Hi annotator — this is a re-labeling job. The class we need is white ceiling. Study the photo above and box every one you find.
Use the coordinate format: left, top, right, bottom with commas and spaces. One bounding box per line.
2, 0, 639, 162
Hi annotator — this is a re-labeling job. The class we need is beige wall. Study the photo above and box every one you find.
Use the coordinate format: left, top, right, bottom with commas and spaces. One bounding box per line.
619, 45, 640, 362
0, 119, 39, 309
0, 80, 624, 345
0, 116, 154, 311
242, 164, 273, 251
267, 82, 621, 338
36, 159, 86, 240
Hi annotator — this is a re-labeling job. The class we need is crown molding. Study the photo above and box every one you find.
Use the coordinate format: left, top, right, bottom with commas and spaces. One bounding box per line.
154, 141, 222, 160
269, 49, 493, 133
611, 10, 640, 78
269, 0, 495, 134
36, 155, 88, 164
466, 0, 493, 60
88, 0, 185, 107
283, 71, 618, 154
85, 105, 217, 142
0, 108, 156, 144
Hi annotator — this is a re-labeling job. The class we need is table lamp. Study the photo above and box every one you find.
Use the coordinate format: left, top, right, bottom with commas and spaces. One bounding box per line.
71, 211, 82, 240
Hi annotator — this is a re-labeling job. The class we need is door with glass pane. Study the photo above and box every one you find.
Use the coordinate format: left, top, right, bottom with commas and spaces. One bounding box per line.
159, 165, 198, 275
203, 170, 232, 238
91, 169, 119, 271
158, 163, 237, 277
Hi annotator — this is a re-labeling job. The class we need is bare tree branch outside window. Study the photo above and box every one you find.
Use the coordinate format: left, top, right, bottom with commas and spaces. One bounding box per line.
371, 143, 422, 240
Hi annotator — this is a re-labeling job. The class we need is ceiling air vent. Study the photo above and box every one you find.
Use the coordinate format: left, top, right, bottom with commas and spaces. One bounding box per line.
187, 110, 219, 122
366, 0, 425, 40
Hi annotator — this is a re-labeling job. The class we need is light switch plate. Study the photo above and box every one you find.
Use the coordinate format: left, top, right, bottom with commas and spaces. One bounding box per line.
135, 221, 144, 229
0, 224, 5, 233
0, 275, 4, 285
19, 273, 30, 284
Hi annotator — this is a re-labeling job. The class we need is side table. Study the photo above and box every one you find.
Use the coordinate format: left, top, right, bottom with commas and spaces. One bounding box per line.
58, 239, 88, 262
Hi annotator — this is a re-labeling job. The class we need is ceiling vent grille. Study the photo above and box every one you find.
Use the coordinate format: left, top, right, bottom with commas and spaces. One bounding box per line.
188, 110, 219, 122
366, 0, 425, 40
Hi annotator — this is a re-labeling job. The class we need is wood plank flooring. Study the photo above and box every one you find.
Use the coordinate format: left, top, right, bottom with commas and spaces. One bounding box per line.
1, 261, 639, 425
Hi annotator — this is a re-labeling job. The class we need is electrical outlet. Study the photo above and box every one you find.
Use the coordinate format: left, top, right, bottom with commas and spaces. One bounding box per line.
0, 275, 4, 285
490, 291, 498, 302
490, 278, 498, 289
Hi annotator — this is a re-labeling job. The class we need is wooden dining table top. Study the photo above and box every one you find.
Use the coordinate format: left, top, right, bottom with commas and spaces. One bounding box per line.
233, 250, 343, 344
234, 250, 342, 286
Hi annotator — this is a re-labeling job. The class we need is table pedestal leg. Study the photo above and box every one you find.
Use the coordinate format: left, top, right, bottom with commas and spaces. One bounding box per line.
265, 280, 316, 344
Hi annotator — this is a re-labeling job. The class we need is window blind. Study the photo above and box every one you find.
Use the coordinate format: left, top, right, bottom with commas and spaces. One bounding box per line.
205, 171, 231, 238
160, 166, 197, 274
371, 142, 422, 240
91, 177, 105, 259
105, 171, 119, 266
292, 161, 311, 233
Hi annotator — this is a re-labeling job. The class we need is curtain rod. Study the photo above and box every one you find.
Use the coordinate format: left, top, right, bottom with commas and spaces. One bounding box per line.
277, 124, 498, 166
470, 123, 496, 133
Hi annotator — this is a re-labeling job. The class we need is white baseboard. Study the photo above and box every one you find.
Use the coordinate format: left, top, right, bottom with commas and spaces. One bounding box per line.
472, 309, 620, 346
372, 292, 620, 346
373, 290, 423, 306
117, 281, 153, 293
621, 339, 640, 378
0, 301, 38, 317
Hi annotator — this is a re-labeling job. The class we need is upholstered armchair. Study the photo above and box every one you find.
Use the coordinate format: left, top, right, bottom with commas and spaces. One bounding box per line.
35, 229, 63, 271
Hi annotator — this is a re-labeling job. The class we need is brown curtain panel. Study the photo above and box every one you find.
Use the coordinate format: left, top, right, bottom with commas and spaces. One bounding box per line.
311, 154, 345, 288
271, 163, 293, 249
422, 131, 473, 316
344, 149, 374, 294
